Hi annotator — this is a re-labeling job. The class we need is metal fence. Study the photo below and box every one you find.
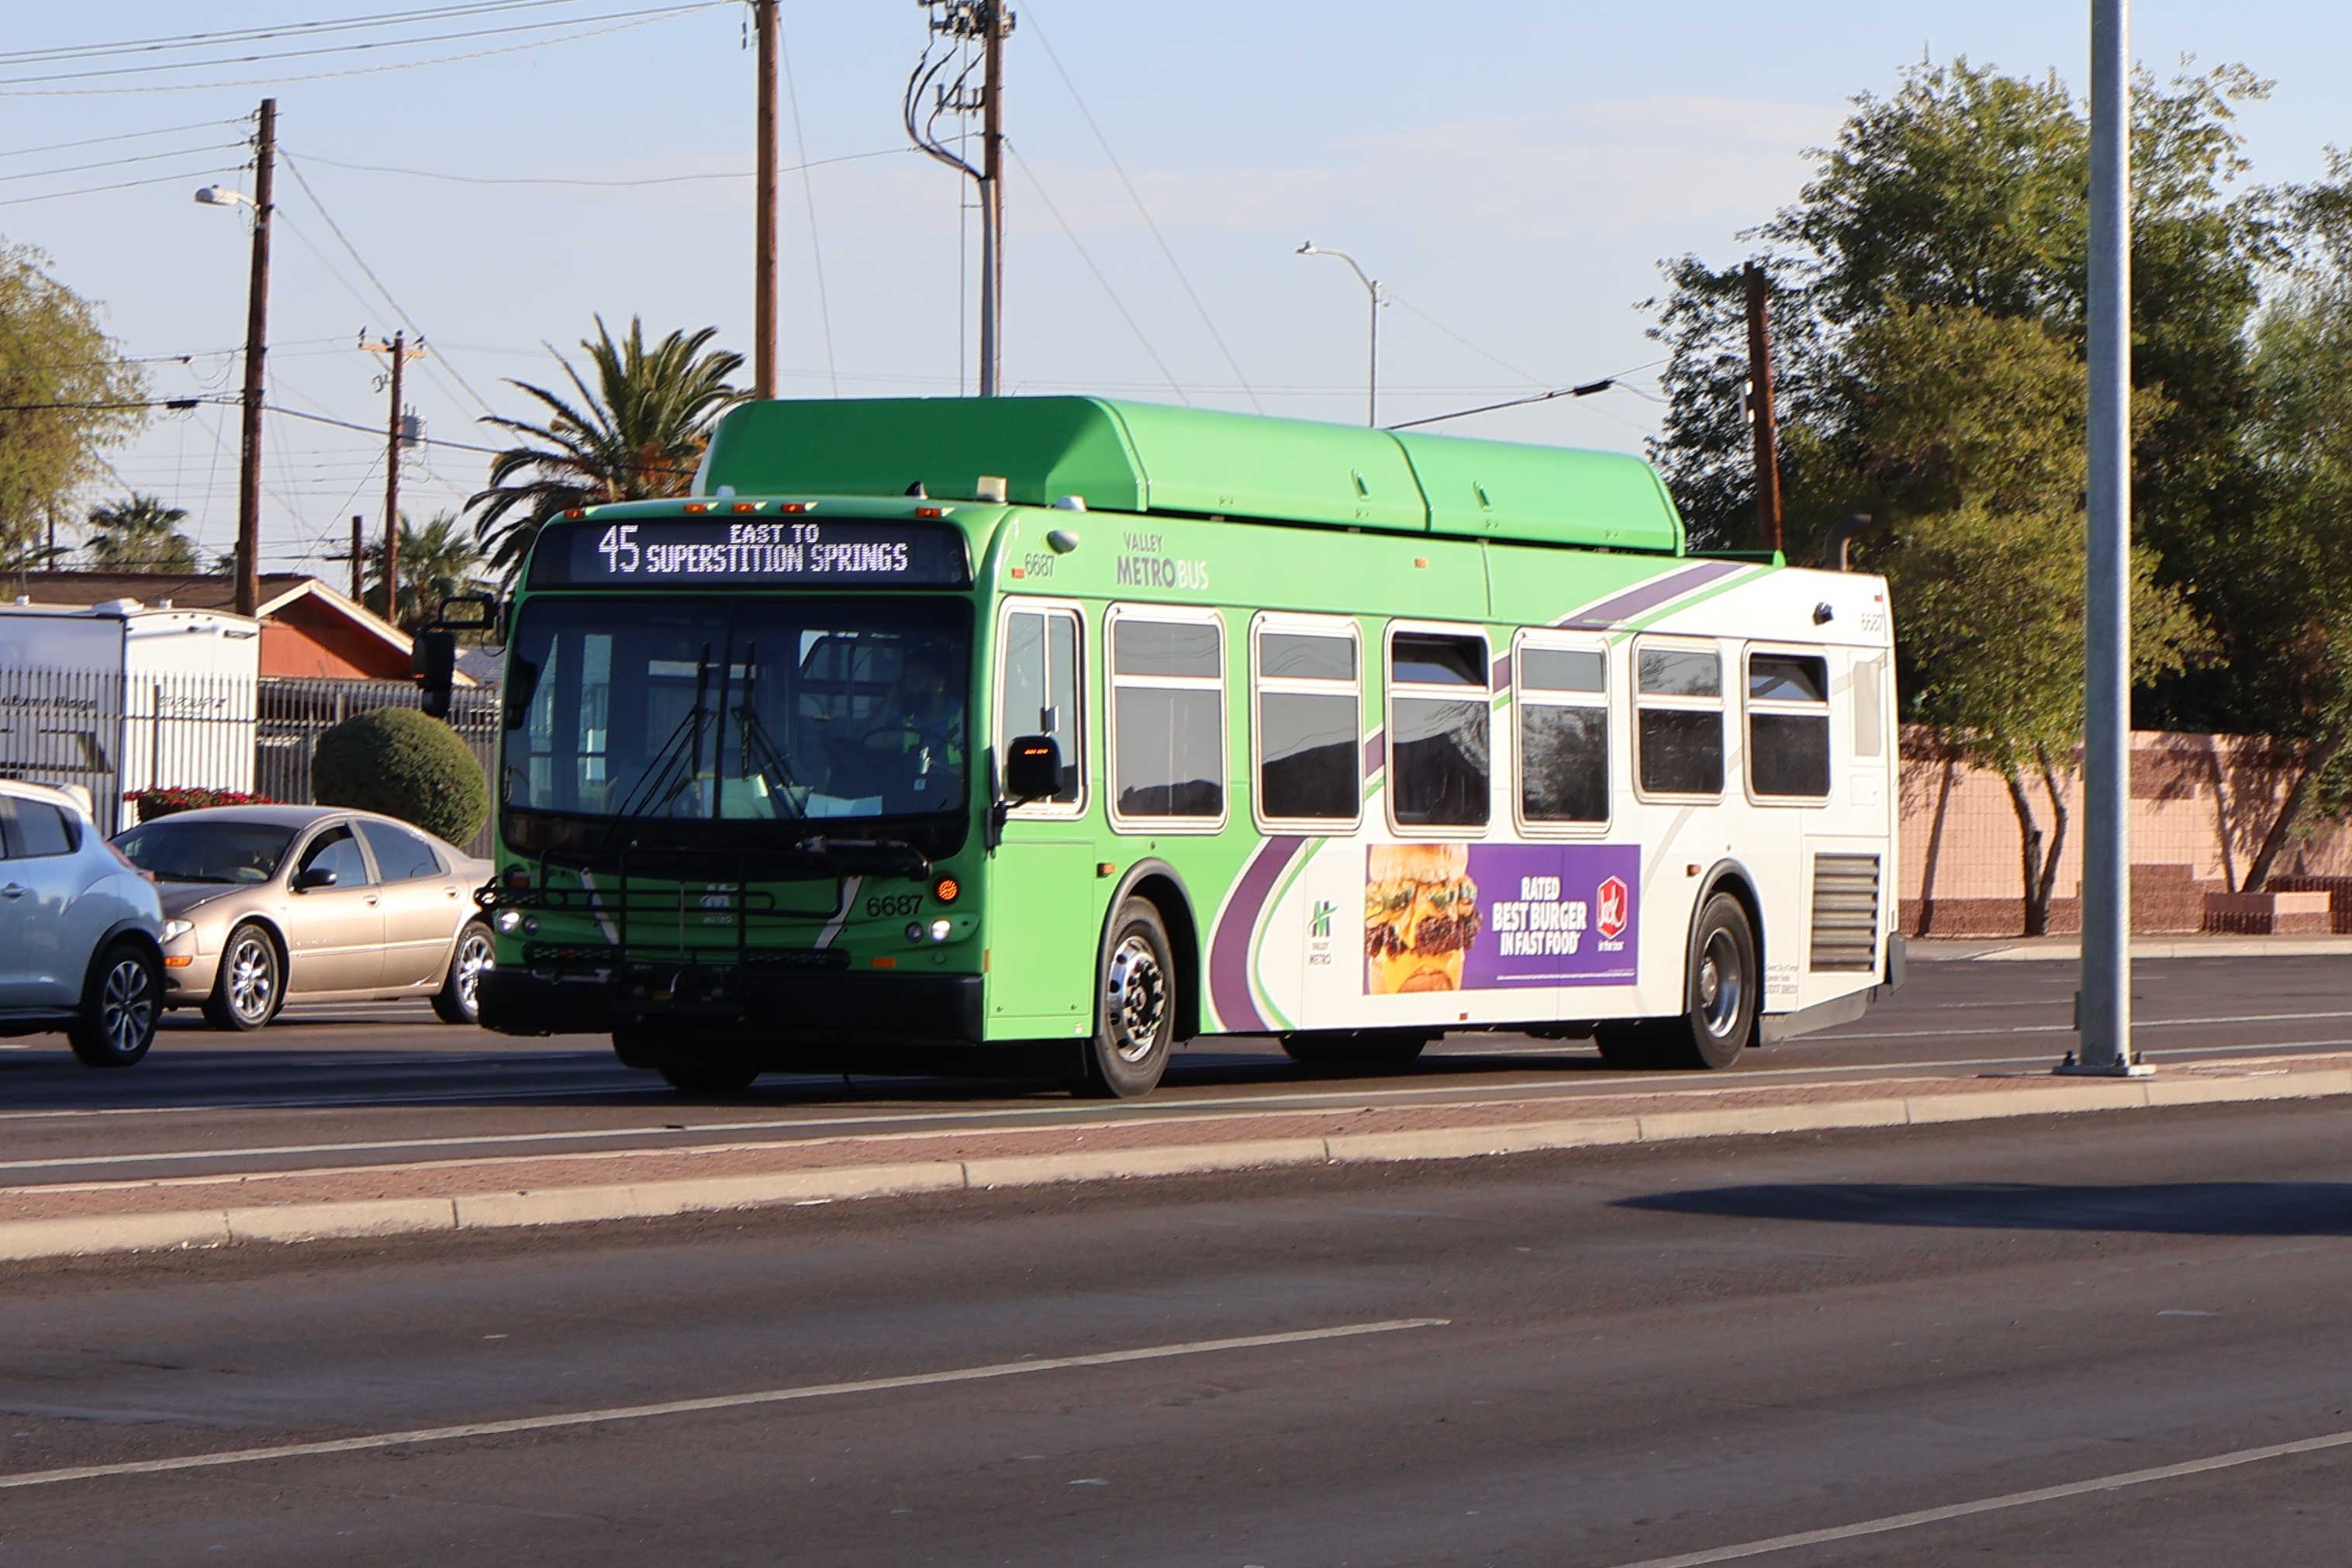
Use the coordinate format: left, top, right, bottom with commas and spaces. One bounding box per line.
259, 678, 502, 856
0, 666, 499, 851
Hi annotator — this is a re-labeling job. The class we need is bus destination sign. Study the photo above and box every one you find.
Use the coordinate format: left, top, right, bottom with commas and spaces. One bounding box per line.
533, 516, 971, 589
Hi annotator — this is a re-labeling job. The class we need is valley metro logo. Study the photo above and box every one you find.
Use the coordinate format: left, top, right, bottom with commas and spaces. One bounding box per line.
1310, 900, 1336, 939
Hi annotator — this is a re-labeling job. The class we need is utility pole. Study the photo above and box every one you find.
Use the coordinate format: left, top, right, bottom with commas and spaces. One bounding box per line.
752, 0, 778, 399
348, 516, 363, 603
978, 0, 1007, 396
1745, 262, 1784, 557
360, 332, 424, 626
233, 98, 276, 620
2067, 0, 2145, 1077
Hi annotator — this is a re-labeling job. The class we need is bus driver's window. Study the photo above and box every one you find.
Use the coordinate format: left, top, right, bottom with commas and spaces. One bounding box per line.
999, 606, 1083, 806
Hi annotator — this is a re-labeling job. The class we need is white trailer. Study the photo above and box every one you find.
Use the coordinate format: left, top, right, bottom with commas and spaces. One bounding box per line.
0, 598, 261, 834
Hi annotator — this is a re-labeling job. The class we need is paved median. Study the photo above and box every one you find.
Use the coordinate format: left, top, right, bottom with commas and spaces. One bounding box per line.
5, 1052, 2350, 1262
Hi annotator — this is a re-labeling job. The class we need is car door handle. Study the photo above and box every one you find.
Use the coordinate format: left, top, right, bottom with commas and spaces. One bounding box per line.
0, 883, 24, 900
365, 895, 379, 907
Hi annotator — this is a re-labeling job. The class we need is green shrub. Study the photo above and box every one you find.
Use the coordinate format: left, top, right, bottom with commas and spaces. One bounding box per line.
311, 706, 489, 846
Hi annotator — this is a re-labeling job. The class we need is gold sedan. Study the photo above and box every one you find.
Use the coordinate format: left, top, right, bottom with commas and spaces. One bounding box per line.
111, 805, 493, 1030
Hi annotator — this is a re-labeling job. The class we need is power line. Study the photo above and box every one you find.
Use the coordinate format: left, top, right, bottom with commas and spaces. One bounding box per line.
774, 8, 836, 396
1018, 3, 1262, 413
0, 1, 588, 66
0, 5, 726, 96
0, 119, 243, 159
285, 143, 911, 188
0, 141, 247, 185
0, 161, 243, 207
1386, 295, 1549, 388
1383, 362, 1669, 431
0, 2, 724, 87
1004, 143, 1187, 406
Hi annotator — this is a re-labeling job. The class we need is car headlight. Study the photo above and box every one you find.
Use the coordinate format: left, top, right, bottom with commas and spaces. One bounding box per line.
161, 918, 195, 944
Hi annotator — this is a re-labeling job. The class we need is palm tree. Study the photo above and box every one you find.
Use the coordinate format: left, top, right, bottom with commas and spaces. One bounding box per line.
468, 316, 745, 582
363, 511, 490, 632
86, 494, 199, 573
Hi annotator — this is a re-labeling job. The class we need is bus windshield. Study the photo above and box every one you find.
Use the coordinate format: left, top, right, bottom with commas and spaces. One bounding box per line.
503, 596, 972, 828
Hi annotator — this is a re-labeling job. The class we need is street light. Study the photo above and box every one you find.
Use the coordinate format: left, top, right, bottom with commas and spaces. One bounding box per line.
1297, 241, 1382, 427
193, 185, 254, 210
193, 102, 274, 621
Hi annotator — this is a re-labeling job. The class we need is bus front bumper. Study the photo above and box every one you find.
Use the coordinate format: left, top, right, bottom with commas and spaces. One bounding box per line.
475, 965, 986, 1045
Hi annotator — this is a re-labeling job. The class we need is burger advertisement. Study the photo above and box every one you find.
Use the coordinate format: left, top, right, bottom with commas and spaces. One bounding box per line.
1363, 844, 1639, 995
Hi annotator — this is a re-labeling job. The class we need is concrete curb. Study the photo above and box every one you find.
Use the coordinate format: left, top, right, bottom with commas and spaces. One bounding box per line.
9, 1068, 2352, 1264
1914, 937, 2352, 962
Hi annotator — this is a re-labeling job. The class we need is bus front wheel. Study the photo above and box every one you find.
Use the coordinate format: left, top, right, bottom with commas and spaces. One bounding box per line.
1080, 898, 1177, 1099
1596, 893, 1758, 1072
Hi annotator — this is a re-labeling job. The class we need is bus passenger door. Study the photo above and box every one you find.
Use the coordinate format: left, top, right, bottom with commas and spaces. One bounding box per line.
986, 604, 1096, 1038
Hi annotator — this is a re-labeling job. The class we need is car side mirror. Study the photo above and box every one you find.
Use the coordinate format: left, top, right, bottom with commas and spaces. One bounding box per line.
292, 866, 338, 892
1003, 734, 1062, 803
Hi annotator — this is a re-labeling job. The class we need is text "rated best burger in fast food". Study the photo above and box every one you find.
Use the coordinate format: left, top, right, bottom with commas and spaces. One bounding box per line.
1364, 843, 1482, 994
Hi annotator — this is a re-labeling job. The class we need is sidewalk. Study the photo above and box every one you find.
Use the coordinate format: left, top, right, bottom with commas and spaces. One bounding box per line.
1912, 934, 2352, 962
6, 1052, 2350, 1263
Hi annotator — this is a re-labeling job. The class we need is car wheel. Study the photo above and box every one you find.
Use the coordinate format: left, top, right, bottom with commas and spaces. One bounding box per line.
202, 921, 282, 1031
432, 920, 494, 1024
70, 941, 161, 1068
1077, 898, 1177, 1100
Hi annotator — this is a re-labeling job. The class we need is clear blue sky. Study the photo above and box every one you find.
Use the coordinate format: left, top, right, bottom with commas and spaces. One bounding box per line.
3, 2, 2342, 575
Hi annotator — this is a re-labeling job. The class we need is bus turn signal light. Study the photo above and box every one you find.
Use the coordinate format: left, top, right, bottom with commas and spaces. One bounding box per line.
932, 876, 960, 904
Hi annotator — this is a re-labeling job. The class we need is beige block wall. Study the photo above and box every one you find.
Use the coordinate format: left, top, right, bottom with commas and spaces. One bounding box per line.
1898, 729, 2352, 936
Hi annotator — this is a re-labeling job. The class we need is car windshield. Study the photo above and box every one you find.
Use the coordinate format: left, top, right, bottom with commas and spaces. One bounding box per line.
113, 820, 298, 884
502, 596, 972, 825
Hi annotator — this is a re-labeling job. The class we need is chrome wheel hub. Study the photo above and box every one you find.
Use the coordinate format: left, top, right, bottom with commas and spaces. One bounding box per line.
1699, 929, 1743, 1038
228, 937, 275, 1023
1104, 934, 1167, 1065
454, 931, 493, 1014
102, 958, 153, 1055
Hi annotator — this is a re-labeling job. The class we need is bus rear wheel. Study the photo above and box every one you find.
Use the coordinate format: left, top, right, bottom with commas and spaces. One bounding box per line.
1601, 893, 1757, 1072
1080, 898, 1176, 1099
1279, 1031, 1429, 1073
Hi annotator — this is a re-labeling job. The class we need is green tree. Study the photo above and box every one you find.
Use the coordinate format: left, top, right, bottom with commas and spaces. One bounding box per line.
1646, 57, 2276, 561
0, 240, 147, 551
85, 493, 199, 572
468, 316, 744, 582
362, 510, 488, 631
1847, 307, 2205, 932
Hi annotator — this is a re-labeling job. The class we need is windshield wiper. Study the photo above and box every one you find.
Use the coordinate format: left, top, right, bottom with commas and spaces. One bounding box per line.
605, 643, 713, 831
728, 640, 806, 819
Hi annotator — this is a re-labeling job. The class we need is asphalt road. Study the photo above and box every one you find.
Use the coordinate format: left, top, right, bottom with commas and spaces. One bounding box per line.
2, 955, 2349, 1184
4, 1099, 2350, 1564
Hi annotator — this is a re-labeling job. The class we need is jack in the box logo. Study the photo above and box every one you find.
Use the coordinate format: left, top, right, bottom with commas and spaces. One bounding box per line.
1595, 875, 1629, 941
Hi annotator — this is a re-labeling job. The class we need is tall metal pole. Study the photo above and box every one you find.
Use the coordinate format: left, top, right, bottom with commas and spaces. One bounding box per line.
383, 332, 406, 629
977, 2, 1007, 396
1366, 285, 1380, 428
752, 0, 778, 399
233, 98, 275, 620
1745, 263, 1784, 556
2071, 0, 2142, 1075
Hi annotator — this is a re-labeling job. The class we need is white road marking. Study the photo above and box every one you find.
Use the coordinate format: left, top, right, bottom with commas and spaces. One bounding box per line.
1797, 1009, 2352, 1045
0, 1318, 1447, 1493
1606, 1425, 2352, 1566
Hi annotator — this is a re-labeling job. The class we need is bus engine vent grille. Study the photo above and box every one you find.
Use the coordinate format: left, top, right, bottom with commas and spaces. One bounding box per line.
1809, 854, 1881, 972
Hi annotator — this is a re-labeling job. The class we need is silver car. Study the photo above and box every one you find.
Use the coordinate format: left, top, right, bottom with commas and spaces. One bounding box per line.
111, 805, 493, 1030
0, 779, 167, 1066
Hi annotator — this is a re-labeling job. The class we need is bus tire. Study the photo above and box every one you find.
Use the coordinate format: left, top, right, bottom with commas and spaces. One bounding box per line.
1662, 893, 1759, 1070
1279, 1031, 1429, 1073
1080, 898, 1176, 1099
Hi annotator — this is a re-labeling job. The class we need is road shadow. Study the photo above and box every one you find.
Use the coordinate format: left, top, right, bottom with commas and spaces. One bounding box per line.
1617, 1181, 2352, 1238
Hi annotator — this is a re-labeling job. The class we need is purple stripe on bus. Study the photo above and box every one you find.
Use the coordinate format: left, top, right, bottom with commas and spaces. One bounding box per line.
1556, 559, 1744, 630
1207, 834, 1306, 1034
1363, 731, 1384, 775
1490, 652, 1511, 690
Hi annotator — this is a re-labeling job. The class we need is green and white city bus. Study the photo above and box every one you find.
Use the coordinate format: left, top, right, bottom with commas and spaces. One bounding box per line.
454, 396, 1901, 1097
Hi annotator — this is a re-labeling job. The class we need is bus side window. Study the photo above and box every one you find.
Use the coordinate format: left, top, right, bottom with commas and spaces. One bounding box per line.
1516, 640, 1608, 824
1747, 651, 1831, 801
998, 606, 1083, 807
1252, 617, 1361, 829
1108, 608, 1225, 826
1388, 629, 1490, 829
1634, 640, 1723, 796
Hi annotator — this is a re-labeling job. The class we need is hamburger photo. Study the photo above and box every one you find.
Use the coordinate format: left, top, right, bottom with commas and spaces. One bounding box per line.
1364, 843, 1481, 994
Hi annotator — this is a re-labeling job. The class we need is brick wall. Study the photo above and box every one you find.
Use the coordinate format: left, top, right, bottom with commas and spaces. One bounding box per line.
1898, 730, 2352, 937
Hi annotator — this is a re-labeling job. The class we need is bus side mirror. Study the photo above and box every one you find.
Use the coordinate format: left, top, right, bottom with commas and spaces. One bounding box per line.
415, 628, 458, 720
1003, 734, 1062, 803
